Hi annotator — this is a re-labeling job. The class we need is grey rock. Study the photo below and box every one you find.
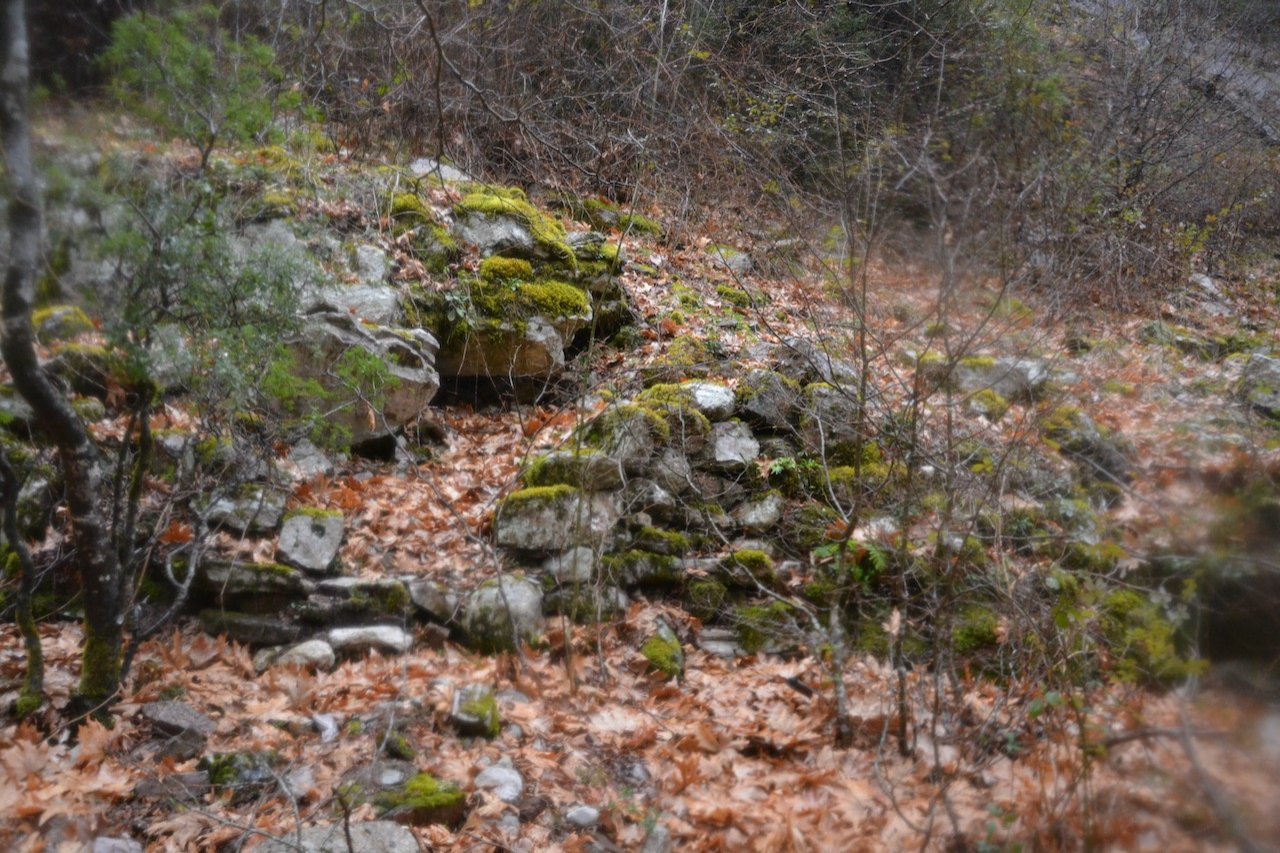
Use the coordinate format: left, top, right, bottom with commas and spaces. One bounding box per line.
326, 625, 413, 656
462, 575, 546, 652
283, 439, 336, 481
474, 761, 524, 804
619, 478, 678, 522
543, 584, 629, 620
407, 578, 458, 623
527, 449, 624, 491
1241, 354, 1280, 419
353, 244, 389, 286
207, 487, 287, 535
145, 324, 196, 393
91, 837, 143, 853
564, 804, 600, 829
707, 244, 752, 274
437, 313, 588, 380
141, 701, 217, 738
709, 420, 759, 471
277, 510, 345, 574
0, 388, 35, 430
410, 157, 471, 183
642, 823, 674, 853
196, 560, 313, 613
133, 771, 211, 801
681, 381, 737, 421
449, 684, 501, 737
735, 492, 784, 534
253, 639, 336, 673
493, 490, 618, 552
543, 547, 597, 585
302, 282, 404, 326
953, 357, 1051, 403
199, 610, 304, 647
797, 383, 861, 461
286, 312, 439, 445
697, 627, 746, 659
452, 212, 536, 258
737, 369, 800, 431
258, 821, 419, 853
649, 447, 694, 494
607, 551, 683, 588
771, 336, 858, 387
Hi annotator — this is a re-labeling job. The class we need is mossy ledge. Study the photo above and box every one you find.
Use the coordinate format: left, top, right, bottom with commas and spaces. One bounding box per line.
456, 186, 577, 270
374, 772, 467, 826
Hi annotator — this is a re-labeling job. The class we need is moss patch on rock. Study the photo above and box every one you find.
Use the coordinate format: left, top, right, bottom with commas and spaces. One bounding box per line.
375, 772, 466, 826
641, 632, 683, 680
456, 186, 577, 269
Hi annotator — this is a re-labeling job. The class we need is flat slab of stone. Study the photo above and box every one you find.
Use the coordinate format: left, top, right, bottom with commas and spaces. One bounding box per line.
253, 639, 336, 673
258, 821, 419, 853
493, 490, 618, 552
140, 701, 216, 738
207, 488, 287, 534
681, 381, 736, 421
327, 625, 413, 656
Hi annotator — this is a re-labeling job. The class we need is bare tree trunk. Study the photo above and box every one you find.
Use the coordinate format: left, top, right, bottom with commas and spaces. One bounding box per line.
1, 0, 124, 720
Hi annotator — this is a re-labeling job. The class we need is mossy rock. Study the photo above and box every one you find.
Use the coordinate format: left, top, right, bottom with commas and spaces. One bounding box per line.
602, 549, 682, 587
734, 601, 794, 654
479, 256, 535, 283
520, 447, 624, 491
686, 579, 728, 620
641, 336, 717, 385
951, 605, 1000, 655
559, 196, 663, 237
375, 772, 466, 826
198, 751, 281, 803
641, 625, 684, 680
631, 526, 691, 556
450, 684, 501, 738
782, 503, 839, 553
455, 186, 577, 269
719, 549, 776, 589
32, 304, 93, 341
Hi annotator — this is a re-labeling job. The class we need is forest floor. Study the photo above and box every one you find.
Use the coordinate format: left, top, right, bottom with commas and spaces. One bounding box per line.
3, 139, 1280, 851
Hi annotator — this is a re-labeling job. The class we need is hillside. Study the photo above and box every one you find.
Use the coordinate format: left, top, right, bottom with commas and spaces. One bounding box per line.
3, 1, 1280, 851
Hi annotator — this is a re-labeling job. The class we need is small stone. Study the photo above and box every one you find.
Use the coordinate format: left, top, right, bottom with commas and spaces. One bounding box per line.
327, 625, 413, 656
254, 639, 336, 673
283, 439, 336, 481
474, 762, 524, 804
141, 700, 216, 738
207, 487, 287, 534
543, 547, 596, 584
277, 509, 345, 574
91, 837, 143, 853
735, 492, 784, 534
564, 804, 600, 829
353, 244, 389, 286
449, 684, 501, 738
710, 420, 759, 470
462, 576, 546, 653
407, 578, 458, 623
681, 381, 736, 421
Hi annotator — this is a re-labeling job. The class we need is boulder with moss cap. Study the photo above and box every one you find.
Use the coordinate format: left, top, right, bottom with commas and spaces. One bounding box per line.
493, 485, 618, 552
277, 508, 345, 574
462, 575, 546, 653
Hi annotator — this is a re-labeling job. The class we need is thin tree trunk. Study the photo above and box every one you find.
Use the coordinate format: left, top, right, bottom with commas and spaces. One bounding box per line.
1, 0, 124, 720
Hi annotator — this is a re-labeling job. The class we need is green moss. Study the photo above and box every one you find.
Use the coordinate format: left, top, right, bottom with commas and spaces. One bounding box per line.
499, 484, 578, 513
374, 773, 466, 824
479, 256, 535, 282
716, 284, 752, 308
641, 633, 684, 680
469, 279, 590, 320
634, 526, 690, 556
459, 692, 501, 739
1063, 540, 1125, 573
721, 549, 775, 583
968, 388, 1010, 421
603, 550, 680, 586
391, 192, 431, 223
351, 582, 411, 617
382, 731, 416, 761
952, 605, 999, 654
521, 448, 606, 488
686, 579, 727, 620
1099, 589, 1204, 684
785, 503, 839, 552
456, 188, 577, 270
643, 336, 714, 384
199, 750, 279, 788
15, 688, 42, 719
76, 625, 120, 717
586, 402, 671, 445
32, 305, 93, 340
960, 355, 997, 370
283, 507, 343, 523
250, 145, 304, 181
735, 601, 793, 654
